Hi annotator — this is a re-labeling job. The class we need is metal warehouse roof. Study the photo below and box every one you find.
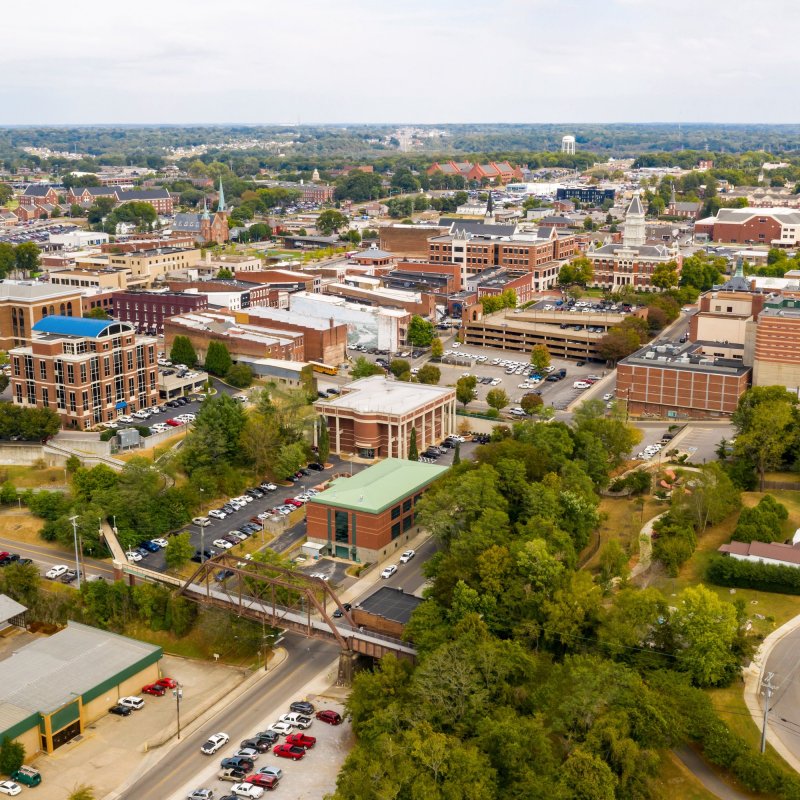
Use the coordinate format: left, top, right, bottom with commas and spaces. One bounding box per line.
32, 316, 132, 338
357, 586, 423, 625
308, 457, 447, 515
0, 621, 161, 717
0, 595, 26, 623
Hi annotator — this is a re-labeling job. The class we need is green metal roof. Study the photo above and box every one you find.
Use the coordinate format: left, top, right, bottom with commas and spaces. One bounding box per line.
308, 458, 448, 515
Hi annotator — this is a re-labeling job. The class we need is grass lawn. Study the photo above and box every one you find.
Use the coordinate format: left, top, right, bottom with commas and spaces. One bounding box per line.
117, 431, 186, 462
652, 751, 721, 800
651, 490, 800, 635
0, 511, 44, 544
583, 495, 666, 572
0, 465, 67, 488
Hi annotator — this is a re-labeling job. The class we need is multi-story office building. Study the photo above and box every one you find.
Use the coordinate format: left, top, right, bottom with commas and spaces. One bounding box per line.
112, 290, 209, 334
0, 282, 84, 351
10, 316, 159, 430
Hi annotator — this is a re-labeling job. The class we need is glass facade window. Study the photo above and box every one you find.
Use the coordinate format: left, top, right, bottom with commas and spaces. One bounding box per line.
391, 522, 401, 539
391, 506, 401, 520
334, 510, 349, 544
403, 498, 412, 513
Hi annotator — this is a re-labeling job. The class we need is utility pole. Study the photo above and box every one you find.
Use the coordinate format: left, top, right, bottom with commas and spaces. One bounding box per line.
173, 683, 183, 739
69, 515, 81, 589
761, 672, 775, 753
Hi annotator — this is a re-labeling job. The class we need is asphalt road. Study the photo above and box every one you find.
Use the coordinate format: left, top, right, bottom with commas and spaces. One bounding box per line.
117, 634, 339, 800
760, 627, 800, 761
0, 533, 115, 582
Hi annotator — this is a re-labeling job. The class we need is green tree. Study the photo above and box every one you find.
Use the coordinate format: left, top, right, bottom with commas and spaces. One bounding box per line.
430, 337, 443, 359
316, 209, 348, 235
456, 375, 477, 408
317, 417, 330, 464
598, 540, 629, 587
350, 356, 384, 379
558, 256, 593, 288
216, 267, 234, 280
486, 388, 510, 412
164, 532, 193, 571
14, 242, 40, 276
651, 261, 679, 289
520, 393, 543, 415
416, 364, 440, 385
670, 584, 740, 687
530, 344, 551, 373
0, 736, 24, 774
84, 306, 110, 320
204, 341, 233, 377
407, 316, 435, 347
225, 363, 253, 388
69, 203, 83, 218
452, 442, 461, 465
409, 428, 419, 461
169, 336, 198, 368
389, 359, 410, 379
0, 243, 15, 278
557, 747, 616, 800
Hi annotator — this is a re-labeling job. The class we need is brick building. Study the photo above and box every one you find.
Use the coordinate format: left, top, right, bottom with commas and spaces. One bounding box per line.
315, 375, 456, 460
164, 310, 304, 364
616, 341, 751, 420
19, 185, 59, 207
66, 186, 173, 215
386, 261, 463, 293
302, 185, 335, 204
306, 458, 447, 562
324, 281, 436, 318
233, 306, 348, 365
112, 290, 209, 334
751, 301, 800, 389
10, 316, 159, 429
0, 282, 84, 351
380, 224, 449, 258
165, 279, 274, 311
695, 207, 800, 246
426, 161, 522, 184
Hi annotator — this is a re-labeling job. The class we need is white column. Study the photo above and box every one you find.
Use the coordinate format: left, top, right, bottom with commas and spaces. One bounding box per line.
335, 414, 341, 455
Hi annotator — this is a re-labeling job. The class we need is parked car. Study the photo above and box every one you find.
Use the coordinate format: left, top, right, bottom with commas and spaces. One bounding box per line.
252, 730, 280, 745
280, 713, 312, 729
255, 766, 282, 781
139, 540, 160, 553
156, 677, 178, 689
108, 704, 131, 716
307, 462, 324, 471
285, 732, 316, 749
316, 709, 343, 725
229, 785, 263, 799
151, 538, 169, 548
289, 701, 315, 715
268, 721, 292, 735
239, 738, 271, 753
218, 768, 247, 783
0, 781, 21, 796
119, 696, 144, 710
399, 549, 415, 564
125, 550, 143, 562
234, 747, 260, 761
272, 744, 305, 761
142, 683, 166, 696
192, 516, 211, 527
187, 791, 214, 800
332, 602, 352, 619
9, 767, 40, 787
244, 774, 278, 791
45, 564, 69, 579
201, 732, 230, 755
220, 757, 254, 773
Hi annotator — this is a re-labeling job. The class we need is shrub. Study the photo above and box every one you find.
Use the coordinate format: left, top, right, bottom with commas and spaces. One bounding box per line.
706, 554, 800, 594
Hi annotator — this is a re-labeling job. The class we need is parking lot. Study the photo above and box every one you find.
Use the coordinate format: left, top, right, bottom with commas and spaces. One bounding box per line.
0, 221, 78, 245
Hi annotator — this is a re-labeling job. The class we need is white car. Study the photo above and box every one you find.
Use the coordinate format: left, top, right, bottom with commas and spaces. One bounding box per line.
231, 785, 263, 799
269, 721, 293, 735
213, 539, 234, 550
573, 381, 591, 390
208, 509, 227, 520
201, 731, 229, 755
229, 530, 248, 541
119, 696, 144, 710
518, 383, 532, 389
399, 549, 415, 564
381, 565, 398, 579
117, 415, 134, 424
46, 564, 69, 579
192, 517, 211, 527
125, 551, 143, 562
132, 410, 150, 420
451, 342, 460, 348
261, 483, 277, 491
0, 782, 21, 796
151, 538, 169, 548
603, 393, 614, 401
280, 713, 312, 729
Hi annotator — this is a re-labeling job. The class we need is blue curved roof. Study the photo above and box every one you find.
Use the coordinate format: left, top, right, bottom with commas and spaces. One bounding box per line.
32, 316, 123, 338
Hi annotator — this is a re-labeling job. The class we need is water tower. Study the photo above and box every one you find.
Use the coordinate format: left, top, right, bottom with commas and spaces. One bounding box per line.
561, 135, 576, 155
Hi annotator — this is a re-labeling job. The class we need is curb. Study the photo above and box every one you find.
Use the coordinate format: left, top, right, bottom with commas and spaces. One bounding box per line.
743, 615, 800, 774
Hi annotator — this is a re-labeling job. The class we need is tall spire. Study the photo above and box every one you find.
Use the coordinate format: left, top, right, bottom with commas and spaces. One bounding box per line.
217, 178, 226, 213
622, 193, 646, 248
201, 196, 210, 220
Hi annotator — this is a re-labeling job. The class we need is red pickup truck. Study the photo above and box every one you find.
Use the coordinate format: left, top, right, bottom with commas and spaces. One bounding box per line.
285, 732, 316, 749
273, 744, 306, 760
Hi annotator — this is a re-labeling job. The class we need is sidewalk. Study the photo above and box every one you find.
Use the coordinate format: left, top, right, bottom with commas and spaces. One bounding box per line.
743, 613, 800, 775
630, 511, 666, 580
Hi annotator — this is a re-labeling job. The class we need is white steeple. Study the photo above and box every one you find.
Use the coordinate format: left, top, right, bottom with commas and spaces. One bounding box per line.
623, 194, 646, 248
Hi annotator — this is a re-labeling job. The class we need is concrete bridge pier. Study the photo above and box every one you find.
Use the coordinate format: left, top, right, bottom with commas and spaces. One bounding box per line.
337, 650, 361, 687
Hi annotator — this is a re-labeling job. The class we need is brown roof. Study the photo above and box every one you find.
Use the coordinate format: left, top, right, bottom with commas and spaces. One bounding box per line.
719, 540, 800, 565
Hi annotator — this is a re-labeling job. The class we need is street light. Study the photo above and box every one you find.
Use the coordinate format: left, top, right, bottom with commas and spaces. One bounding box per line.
68, 515, 81, 589
172, 682, 183, 739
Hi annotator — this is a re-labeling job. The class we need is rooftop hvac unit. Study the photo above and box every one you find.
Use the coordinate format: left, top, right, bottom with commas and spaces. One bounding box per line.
657, 356, 668, 362
644, 351, 656, 359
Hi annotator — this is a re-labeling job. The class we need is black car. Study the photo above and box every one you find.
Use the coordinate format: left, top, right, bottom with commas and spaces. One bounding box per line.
60, 569, 79, 584
17, 558, 33, 567
166, 399, 180, 407
215, 569, 235, 582
307, 462, 324, 471
289, 701, 315, 715
298, 468, 310, 476
0, 553, 20, 566
220, 757, 254, 772
109, 704, 131, 716
332, 603, 352, 619
240, 737, 271, 753
191, 549, 217, 563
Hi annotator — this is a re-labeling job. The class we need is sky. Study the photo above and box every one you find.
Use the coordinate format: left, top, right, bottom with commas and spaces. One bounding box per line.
1, 0, 799, 125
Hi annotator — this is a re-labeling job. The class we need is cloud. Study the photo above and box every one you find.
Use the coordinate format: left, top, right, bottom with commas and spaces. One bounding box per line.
0, 0, 798, 123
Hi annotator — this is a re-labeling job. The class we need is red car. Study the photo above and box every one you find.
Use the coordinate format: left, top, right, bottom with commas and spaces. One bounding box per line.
245, 774, 279, 790
141, 683, 166, 697
273, 744, 305, 761
285, 732, 316, 749
283, 498, 302, 507
156, 677, 178, 689
165, 418, 182, 427
316, 709, 342, 725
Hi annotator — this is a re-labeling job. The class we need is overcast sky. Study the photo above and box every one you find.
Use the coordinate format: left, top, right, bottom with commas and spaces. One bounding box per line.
1, 0, 798, 124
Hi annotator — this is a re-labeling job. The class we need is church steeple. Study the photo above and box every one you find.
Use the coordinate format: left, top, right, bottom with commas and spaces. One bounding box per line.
669, 182, 676, 206
217, 178, 226, 213
201, 196, 210, 220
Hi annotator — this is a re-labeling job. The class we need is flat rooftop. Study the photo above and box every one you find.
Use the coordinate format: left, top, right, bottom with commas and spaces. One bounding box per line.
356, 586, 423, 625
0, 622, 160, 728
308, 457, 447, 515
317, 375, 454, 415
621, 341, 750, 376
0, 281, 80, 301
290, 291, 409, 319
242, 306, 335, 331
